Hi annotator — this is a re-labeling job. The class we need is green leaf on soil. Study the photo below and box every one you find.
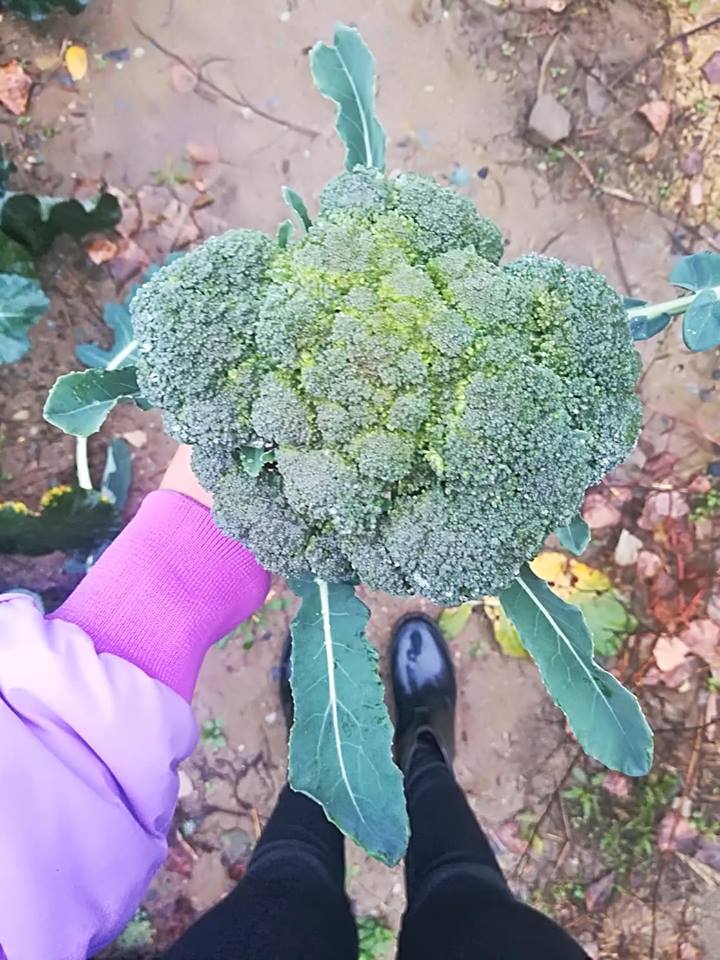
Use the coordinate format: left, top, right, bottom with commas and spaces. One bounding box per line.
500, 564, 653, 776
682, 289, 720, 352
310, 24, 386, 172
0, 486, 118, 556
438, 603, 475, 642
556, 514, 591, 555
0, 272, 49, 364
0, 231, 35, 278
44, 367, 141, 437
288, 577, 409, 864
282, 186, 312, 232
670, 252, 720, 292
0, 191, 120, 257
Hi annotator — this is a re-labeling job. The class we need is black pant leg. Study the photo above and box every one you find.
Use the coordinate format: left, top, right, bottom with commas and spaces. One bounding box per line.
165, 785, 357, 960
398, 738, 588, 960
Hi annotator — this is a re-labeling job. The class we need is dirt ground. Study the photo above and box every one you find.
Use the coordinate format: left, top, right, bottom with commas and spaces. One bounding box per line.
2, 0, 720, 957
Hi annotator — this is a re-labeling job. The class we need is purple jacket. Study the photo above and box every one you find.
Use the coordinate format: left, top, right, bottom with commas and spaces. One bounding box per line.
0, 491, 270, 960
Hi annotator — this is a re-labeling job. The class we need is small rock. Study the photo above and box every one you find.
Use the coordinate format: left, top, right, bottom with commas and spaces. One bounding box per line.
527, 93, 571, 147
681, 149, 704, 177
614, 529, 643, 566
585, 74, 608, 118
702, 50, 720, 85
689, 180, 704, 207
585, 871, 616, 912
264, 711, 278, 725
178, 770, 194, 799
221, 827, 253, 864
11, 409, 30, 422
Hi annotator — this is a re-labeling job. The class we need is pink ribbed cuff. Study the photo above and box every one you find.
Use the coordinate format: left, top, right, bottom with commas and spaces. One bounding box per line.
50, 490, 270, 701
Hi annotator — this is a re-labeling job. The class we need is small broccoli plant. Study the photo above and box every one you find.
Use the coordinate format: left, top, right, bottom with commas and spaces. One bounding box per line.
43, 24, 720, 865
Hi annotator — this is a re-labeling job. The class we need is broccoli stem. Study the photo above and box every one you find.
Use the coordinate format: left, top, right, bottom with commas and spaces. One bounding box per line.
626, 285, 720, 321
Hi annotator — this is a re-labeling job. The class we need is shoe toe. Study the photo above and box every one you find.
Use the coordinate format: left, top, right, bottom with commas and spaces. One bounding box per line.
392, 616, 452, 696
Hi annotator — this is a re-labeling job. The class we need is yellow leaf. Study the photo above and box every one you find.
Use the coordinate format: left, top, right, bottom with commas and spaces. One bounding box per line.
530, 551, 611, 596
530, 551, 570, 588
438, 602, 476, 641
65, 45, 88, 82
484, 598, 527, 658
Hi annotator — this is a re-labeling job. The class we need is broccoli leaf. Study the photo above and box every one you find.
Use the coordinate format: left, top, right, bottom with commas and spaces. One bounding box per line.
0, 0, 90, 19
682, 289, 720, 352
277, 219, 293, 249
0, 271, 50, 364
0, 231, 35, 278
670, 252, 720, 292
44, 367, 140, 437
0, 487, 118, 557
310, 24, 386, 172
0, 192, 120, 256
282, 186, 312, 232
238, 444, 276, 477
500, 564, 653, 777
101, 438, 132, 511
555, 514, 591, 555
288, 577, 409, 864
76, 301, 138, 369
623, 297, 672, 342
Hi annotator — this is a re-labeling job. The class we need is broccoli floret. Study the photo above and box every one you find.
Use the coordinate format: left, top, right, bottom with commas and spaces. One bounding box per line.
133, 168, 641, 604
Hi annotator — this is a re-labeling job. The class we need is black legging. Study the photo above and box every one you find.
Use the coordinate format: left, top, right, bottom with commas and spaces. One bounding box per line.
165, 737, 588, 959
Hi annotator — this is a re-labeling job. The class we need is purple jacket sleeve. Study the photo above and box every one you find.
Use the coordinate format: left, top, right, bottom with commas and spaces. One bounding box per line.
0, 491, 270, 959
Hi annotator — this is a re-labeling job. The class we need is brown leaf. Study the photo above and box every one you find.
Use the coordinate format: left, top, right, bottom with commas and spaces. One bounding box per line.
582, 492, 621, 529
137, 184, 174, 229
638, 490, 689, 529
637, 100, 671, 136
107, 186, 141, 239
171, 63, 197, 94
0, 60, 32, 116
682, 620, 720, 678
492, 820, 527, 855
702, 50, 720, 85
642, 661, 694, 689
654, 635, 690, 673
680, 945, 702, 960
186, 141, 220, 165
642, 451, 677, 481
165, 843, 194, 878
84, 236, 118, 265
657, 812, 698, 853
688, 475, 712, 494
602, 771, 631, 799
585, 871, 616, 912
108, 238, 149, 284
637, 550, 663, 580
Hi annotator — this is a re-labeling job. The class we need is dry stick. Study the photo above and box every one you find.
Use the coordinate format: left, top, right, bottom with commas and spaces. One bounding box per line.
511, 747, 582, 881
536, 32, 561, 100
131, 20, 318, 140
611, 14, 720, 89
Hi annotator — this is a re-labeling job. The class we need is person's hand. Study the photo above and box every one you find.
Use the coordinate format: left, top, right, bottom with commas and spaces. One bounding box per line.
160, 445, 213, 508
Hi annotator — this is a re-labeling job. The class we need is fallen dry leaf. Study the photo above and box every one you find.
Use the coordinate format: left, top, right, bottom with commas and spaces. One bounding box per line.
642, 660, 694, 689
637, 100, 671, 136
491, 820, 527, 855
702, 50, 720, 85
688, 475, 712, 494
582, 492, 621, 529
642, 451, 677, 481
585, 871, 616, 912
108, 238, 149, 284
0, 59, 32, 116
165, 843, 194, 878
84, 236, 118, 265
107, 186, 141, 239
680, 944, 702, 960
657, 812, 698, 853
137, 184, 174, 229
186, 141, 220, 165
682, 620, 720, 678
122, 429, 147, 449
65, 45, 88, 82
602, 771, 631, 799
654, 635, 689, 673
638, 490, 689, 529
171, 63, 197, 94
636, 550, 663, 580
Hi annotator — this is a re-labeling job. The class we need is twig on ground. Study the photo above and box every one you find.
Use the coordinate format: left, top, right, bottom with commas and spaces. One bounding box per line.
132, 20, 318, 139
512, 748, 582, 881
611, 15, 720, 89
537, 33, 561, 99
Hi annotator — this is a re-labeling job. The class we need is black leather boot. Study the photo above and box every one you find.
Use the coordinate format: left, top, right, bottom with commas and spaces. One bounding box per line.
390, 613, 457, 774
279, 634, 294, 730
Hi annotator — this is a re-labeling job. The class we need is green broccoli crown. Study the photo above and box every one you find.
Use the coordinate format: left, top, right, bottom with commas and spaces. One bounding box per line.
132, 168, 640, 604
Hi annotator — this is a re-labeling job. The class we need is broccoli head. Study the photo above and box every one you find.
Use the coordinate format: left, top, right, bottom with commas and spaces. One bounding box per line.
131, 167, 641, 604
